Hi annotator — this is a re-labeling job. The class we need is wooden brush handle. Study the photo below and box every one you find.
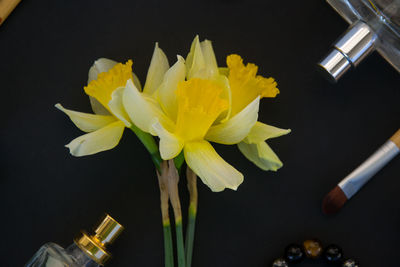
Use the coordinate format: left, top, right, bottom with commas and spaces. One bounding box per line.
389, 129, 400, 149
0, 0, 21, 26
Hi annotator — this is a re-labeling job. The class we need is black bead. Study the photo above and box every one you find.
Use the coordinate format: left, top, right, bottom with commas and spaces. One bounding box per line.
342, 259, 360, 267
303, 239, 323, 258
284, 243, 304, 263
324, 244, 343, 262
272, 258, 289, 267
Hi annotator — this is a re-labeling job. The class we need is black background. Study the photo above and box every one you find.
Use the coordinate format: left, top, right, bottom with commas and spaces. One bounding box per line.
1, 0, 399, 266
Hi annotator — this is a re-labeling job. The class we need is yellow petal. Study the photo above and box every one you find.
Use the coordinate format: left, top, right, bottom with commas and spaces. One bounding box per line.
238, 141, 283, 171
55, 104, 117, 133
66, 121, 125, 156
84, 60, 133, 111
143, 43, 169, 95
123, 79, 174, 134
152, 120, 184, 159
227, 54, 279, 115
108, 87, 132, 127
157, 55, 186, 121
184, 140, 244, 192
174, 78, 228, 141
186, 36, 205, 79
206, 96, 259, 144
244, 122, 291, 144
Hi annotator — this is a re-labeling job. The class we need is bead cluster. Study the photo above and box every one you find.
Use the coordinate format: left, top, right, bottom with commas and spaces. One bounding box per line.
272, 239, 359, 267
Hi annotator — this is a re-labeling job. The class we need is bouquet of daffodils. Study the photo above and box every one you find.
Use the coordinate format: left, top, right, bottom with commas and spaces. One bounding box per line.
56, 36, 290, 267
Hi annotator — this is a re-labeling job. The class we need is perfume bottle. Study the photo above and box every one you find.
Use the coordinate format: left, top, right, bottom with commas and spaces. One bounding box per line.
25, 214, 124, 267
318, 0, 400, 82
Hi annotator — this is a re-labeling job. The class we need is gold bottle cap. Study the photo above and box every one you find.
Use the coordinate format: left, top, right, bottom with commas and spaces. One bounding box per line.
74, 214, 124, 266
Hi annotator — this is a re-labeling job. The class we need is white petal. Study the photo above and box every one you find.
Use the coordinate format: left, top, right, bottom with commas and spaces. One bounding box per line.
152, 120, 183, 159
123, 79, 174, 135
88, 58, 118, 83
213, 74, 232, 123
244, 122, 291, 144
238, 141, 283, 171
87, 58, 142, 114
184, 140, 244, 192
143, 43, 169, 95
89, 97, 111, 115
186, 35, 205, 79
66, 121, 125, 156
132, 72, 142, 91
200, 39, 218, 78
158, 55, 186, 121
108, 87, 132, 127
88, 58, 118, 115
55, 104, 117, 133
88, 57, 142, 90
206, 97, 259, 144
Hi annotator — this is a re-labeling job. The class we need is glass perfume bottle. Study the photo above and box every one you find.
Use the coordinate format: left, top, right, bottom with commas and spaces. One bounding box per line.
318, 0, 400, 82
25, 214, 124, 267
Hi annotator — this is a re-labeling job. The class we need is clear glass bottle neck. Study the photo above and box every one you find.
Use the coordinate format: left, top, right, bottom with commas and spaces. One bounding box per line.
66, 243, 100, 267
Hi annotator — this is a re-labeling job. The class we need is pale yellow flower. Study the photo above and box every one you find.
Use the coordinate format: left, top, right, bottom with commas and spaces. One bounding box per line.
122, 39, 266, 192
184, 36, 291, 172
220, 54, 291, 171
110, 36, 290, 191
56, 59, 136, 156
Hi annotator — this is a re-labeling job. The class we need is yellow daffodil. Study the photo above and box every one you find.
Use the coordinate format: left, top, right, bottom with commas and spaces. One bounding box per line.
55, 38, 291, 267
122, 40, 262, 192
56, 58, 137, 156
184, 36, 291, 172
114, 36, 289, 191
183, 37, 291, 173
221, 53, 291, 171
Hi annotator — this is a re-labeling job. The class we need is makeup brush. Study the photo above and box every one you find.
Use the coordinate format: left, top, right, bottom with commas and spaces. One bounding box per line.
322, 128, 400, 215
0, 0, 21, 26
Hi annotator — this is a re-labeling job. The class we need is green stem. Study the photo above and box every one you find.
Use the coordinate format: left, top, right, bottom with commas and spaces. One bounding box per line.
185, 167, 198, 267
163, 221, 174, 267
157, 161, 175, 267
175, 219, 186, 267
185, 206, 196, 267
174, 151, 185, 174
163, 160, 186, 267
130, 125, 162, 171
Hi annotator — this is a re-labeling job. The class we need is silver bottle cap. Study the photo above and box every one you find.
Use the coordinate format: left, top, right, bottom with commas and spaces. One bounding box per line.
318, 21, 376, 82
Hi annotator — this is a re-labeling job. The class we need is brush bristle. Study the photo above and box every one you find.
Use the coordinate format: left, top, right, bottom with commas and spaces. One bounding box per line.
322, 186, 348, 215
